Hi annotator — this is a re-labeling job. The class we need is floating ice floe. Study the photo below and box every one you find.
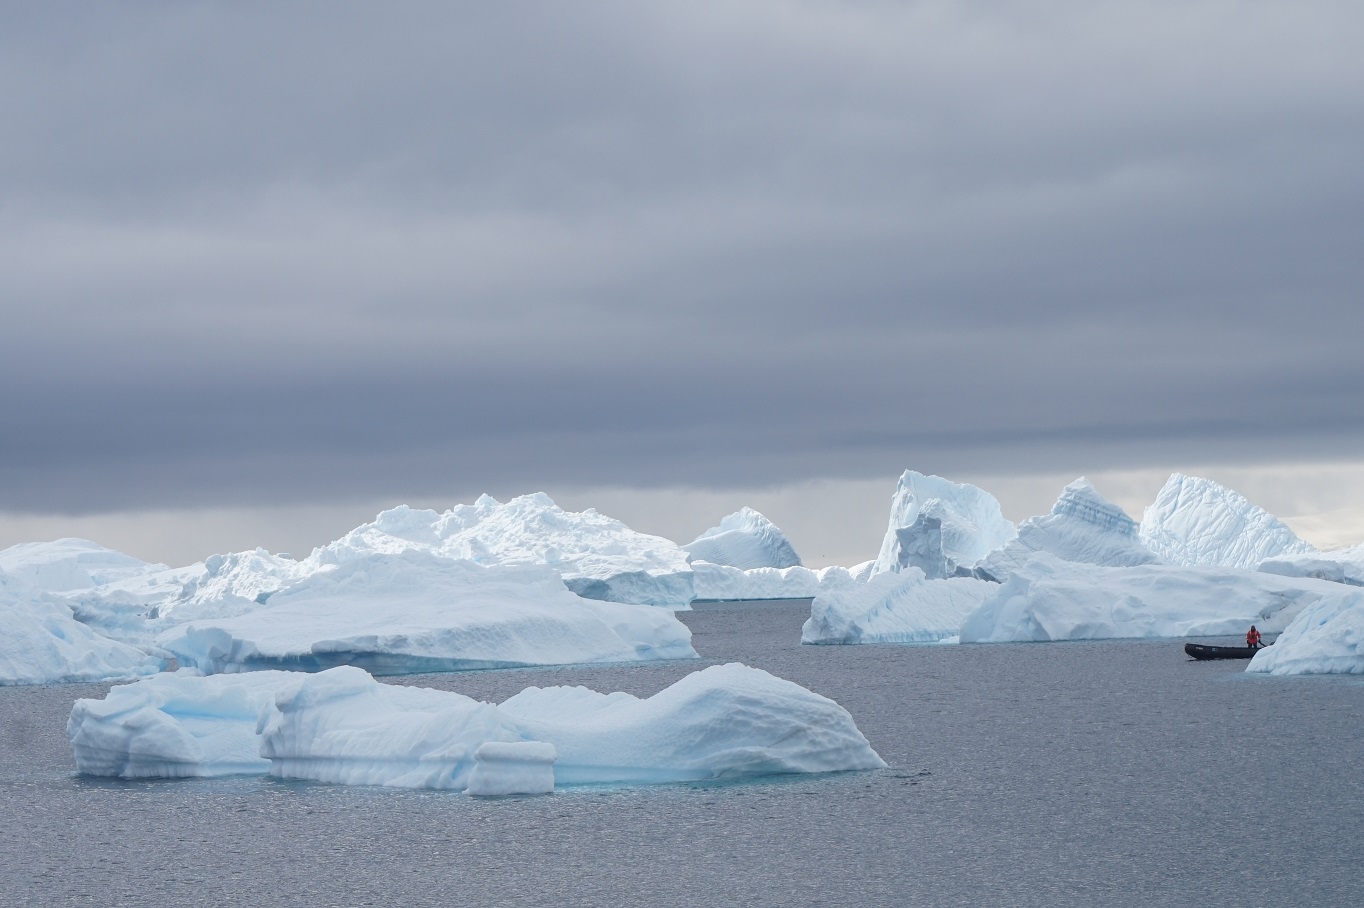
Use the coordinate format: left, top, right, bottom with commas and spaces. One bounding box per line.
1259, 543, 1364, 588
873, 471, 1016, 579
0, 570, 166, 686
1245, 589, 1364, 675
1139, 473, 1316, 569
71, 663, 887, 790
974, 478, 1162, 581
158, 550, 697, 675
683, 508, 802, 570
691, 562, 860, 601
802, 569, 997, 645
958, 553, 1348, 643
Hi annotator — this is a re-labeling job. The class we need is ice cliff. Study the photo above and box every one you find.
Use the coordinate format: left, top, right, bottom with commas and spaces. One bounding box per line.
683, 508, 802, 570
802, 570, 996, 645
1245, 589, 1364, 675
1139, 474, 1316, 569
873, 472, 1016, 579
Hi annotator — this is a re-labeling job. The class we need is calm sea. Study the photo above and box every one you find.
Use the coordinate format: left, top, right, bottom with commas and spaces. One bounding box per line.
2, 600, 1361, 907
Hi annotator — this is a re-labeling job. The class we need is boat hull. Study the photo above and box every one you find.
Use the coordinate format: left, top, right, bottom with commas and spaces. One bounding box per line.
1184, 642, 1268, 661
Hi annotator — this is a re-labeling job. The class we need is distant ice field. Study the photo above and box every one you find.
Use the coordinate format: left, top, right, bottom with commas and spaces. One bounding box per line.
2, 600, 1361, 908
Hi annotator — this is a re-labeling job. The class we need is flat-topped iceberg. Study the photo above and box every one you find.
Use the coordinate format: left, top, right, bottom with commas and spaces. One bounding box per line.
691, 562, 860, 601
70, 664, 888, 788
802, 569, 997, 645
975, 478, 1162, 581
683, 508, 802, 570
0, 538, 166, 593
1, 571, 166, 686
959, 553, 1347, 643
873, 471, 1015, 579
1260, 543, 1364, 588
1245, 590, 1364, 675
317, 493, 695, 606
158, 551, 697, 675
1140, 473, 1316, 569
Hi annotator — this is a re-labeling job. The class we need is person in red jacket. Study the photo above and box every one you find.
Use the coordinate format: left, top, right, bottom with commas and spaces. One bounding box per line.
1246, 625, 1262, 649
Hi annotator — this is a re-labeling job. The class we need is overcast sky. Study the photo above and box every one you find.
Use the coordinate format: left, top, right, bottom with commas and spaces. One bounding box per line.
3, 2, 1362, 565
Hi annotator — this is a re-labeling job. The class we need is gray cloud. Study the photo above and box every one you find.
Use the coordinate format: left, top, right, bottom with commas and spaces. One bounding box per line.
3, 2, 1363, 514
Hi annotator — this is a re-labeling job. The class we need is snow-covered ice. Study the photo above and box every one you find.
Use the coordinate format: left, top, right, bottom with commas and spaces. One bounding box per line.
958, 553, 1348, 643
1245, 589, 1364, 675
67, 670, 294, 777
1259, 543, 1364, 588
0, 538, 166, 593
466, 741, 558, 797
1140, 473, 1316, 569
158, 551, 697, 675
0, 570, 166, 687
802, 569, 997, 645
873, 472, 1016, 578
975, 478, 1162, 581
691, 562, 859, 601
258, 663, 885, 789
683, 508, 802, 570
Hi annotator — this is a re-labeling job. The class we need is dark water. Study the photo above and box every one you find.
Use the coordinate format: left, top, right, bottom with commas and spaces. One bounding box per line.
3, 600, 1362, 908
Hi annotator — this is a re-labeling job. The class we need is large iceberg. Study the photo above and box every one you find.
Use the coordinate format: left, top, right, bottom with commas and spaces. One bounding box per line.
315, 493, 695, 606
975, 478, 1162, 581
683, 508, 802, 570
158, 551, 697, 675
802, 569, 997, 645
0, 538, 166, 592
1139, 473, 1316, 569
71, 664, 888, 788
958, 553, 1347, 643
690, 562, 861, 601
873, 471, 1016, 578
0, 571, 166, 686
1245, 589, 1364, 675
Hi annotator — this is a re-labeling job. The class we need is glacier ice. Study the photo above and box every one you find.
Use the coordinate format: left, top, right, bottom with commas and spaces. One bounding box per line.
802, 569, 997, 645
67, 670, 294, 777
0, 570, 166, 687
683, 508, 802, 570
873, 472, 1016, 579
974, 478, 1162, 581
72, 664, 886, 788
0, 538, 166, 593
1139, 473, 1316, 569
690, 562, 859, 601
1259, 543, 1364, 588
158, 550, 697, 675
1245, 589, 1364, 675
958, 553, 1348, 643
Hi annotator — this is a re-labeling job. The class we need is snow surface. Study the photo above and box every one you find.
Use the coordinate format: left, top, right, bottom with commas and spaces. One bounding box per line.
975, 478, 1162, 581
691, 562, 859, 601
0, 570, 166, 686
158, 551, 697, 675
802, 569, 997, 645
259, 663, 885, 789
683, 508, 802, 570
873, 472, 1016, 578
1245, 589, 1364, 675
1259, 543, 1364, 588
0, 538, 165, 593
1140, 474, 1316, 569
958, 553, 1348, 643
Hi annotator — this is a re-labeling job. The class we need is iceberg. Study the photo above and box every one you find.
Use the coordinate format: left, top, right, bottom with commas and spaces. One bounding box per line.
259, 663, 886, 789
1245, 590, 1364, 675
0, 571, 166, 687
1259, 543, 1364, 588
68, 670, 294, 777
958, 553, 1348, 643
158, 550, 697, 675
801, 569, 997, 645
683, 508, 802, 570
316, 493, 695, 606
873, 471, 1016, 578
1139, 473, 1316, 569
975, 478, 1162, 581
0, 537, 166, 593
690, 562, 859, 601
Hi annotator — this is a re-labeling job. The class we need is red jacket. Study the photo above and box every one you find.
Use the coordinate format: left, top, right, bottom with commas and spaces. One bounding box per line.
1247, 629, 1261, 646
